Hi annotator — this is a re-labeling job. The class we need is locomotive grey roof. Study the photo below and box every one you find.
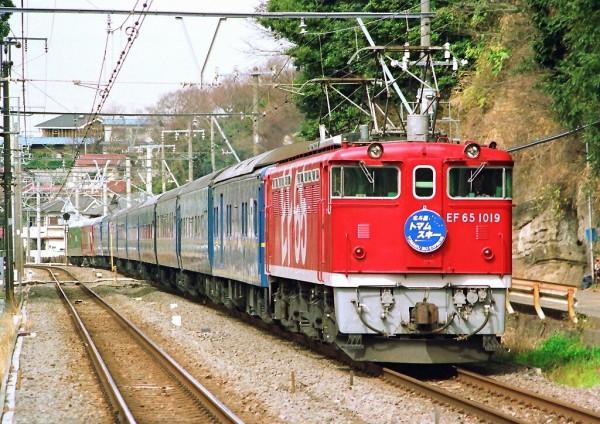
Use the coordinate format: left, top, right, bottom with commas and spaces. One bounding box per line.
213, 140, 322, 183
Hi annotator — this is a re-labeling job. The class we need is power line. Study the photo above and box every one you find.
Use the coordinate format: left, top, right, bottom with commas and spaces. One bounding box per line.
506, 120, 600, 153
0, 8, 434, 20
17, 111, 257, 117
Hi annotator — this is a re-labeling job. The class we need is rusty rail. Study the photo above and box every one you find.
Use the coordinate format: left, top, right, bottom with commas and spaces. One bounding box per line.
456, 367, 600, 423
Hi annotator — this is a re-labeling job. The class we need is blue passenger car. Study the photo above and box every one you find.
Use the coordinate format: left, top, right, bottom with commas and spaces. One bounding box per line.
211, 154, 271, 287
155, 186, 185, 274
178, 171, 221, 275
125, 204, 142, 265
100, 215, 112, 268
138, 195, 161, 268
113, 208, 128, 261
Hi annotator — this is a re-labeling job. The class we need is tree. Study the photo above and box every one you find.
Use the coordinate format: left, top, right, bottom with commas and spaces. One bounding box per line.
526, 0, 600, 173
0, 0, 13, 42
259, 0, 508, 140
146, 58, 301, 186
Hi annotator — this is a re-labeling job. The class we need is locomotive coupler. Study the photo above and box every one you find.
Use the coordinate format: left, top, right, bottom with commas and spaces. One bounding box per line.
414, 301, 439, 327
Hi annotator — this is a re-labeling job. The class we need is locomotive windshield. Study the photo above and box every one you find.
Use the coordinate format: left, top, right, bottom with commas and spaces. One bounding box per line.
447, 167, 512, 199
331, 165, 399, 198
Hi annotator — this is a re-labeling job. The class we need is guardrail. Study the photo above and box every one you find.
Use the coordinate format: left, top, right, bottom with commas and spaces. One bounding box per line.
508, 278, 578, 324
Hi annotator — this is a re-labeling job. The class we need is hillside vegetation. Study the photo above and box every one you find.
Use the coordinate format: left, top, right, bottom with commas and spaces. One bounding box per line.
449, 3, 599, 282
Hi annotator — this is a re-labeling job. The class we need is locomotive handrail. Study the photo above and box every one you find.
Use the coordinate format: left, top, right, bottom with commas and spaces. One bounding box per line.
317, 198, 325, 283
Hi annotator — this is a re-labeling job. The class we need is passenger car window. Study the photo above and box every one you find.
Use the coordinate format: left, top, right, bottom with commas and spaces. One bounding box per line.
330, 166, 399, 198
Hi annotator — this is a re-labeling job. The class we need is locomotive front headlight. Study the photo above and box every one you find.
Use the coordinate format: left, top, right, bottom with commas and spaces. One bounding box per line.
464, 142, 481, 159
367, 143, 384, 159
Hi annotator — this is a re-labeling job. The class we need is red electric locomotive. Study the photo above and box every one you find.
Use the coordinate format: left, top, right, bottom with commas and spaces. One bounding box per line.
265, 135, 512, 363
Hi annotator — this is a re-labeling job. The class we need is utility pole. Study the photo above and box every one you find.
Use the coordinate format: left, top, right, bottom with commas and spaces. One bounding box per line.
161, 141, 166, 193
161, 124, 203, 183
36, 180, 41, 264
145, 146, 153, 194
125, 157, 131, 208
188, 119, 195, 182
2, 59, 14, 306
210, 117, 215, 172
252, 67, 260, 156
13, 119, 23, 281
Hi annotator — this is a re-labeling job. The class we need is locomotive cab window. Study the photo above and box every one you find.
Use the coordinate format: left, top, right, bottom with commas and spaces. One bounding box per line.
413, 166, 435, 199
447, 166, 512, 199
330, 165, 399, 198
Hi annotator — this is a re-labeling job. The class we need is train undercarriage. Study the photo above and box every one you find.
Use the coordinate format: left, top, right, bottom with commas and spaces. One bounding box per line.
78, 256, 504, 363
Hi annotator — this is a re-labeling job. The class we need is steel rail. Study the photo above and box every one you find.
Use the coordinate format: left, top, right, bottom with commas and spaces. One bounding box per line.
76, 283, 243, 424
40, 264, 243, 423
53, 273, 136, 424
455, 367, 600, 424
382, 368, 527, 424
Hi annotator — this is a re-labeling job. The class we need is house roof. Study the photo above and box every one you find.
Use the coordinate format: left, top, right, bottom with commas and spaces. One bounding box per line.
18, 135, 93, 147
35, 114, 150, 130
101, 117, 149, 126
35, 114, 100, 130
74, 153, 127, 167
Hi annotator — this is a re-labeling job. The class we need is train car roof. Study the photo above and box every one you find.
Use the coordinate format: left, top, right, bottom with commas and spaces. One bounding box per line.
140, 194, 162, 207
90, 216, 104, 225
214, 151, 272, 183
69, 216, 100, 228
320, 140, 513, 164
179, 169, 224, 195
157, 184, 186, 202
213, 140, 317, 182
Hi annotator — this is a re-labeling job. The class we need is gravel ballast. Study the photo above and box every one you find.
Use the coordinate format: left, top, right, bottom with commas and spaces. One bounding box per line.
4, 266, 599, 423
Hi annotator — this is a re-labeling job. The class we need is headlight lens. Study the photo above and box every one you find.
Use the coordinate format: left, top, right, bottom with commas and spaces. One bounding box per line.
367, 143, 383, 159
464, 142, 481, 159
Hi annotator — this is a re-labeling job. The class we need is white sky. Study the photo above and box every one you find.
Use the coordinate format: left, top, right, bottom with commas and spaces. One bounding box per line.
8, 0, 285, 134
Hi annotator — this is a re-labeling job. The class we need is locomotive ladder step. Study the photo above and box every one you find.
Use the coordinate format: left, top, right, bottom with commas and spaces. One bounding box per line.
342, 334, 364, 350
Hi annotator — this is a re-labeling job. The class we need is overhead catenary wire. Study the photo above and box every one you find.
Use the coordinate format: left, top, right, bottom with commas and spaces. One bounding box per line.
47, 1, 154, 202
0, 8, 433, 20
21, 4, 462, 202
506, 120, 600, 153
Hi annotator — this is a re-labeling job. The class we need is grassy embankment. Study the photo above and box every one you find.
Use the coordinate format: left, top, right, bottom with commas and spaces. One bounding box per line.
501, 332, 600, 387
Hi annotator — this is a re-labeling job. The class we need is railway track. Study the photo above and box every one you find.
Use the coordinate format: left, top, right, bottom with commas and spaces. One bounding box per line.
382, 367, 600, 423
28, 266, 598, 423
36, 265, 243, 424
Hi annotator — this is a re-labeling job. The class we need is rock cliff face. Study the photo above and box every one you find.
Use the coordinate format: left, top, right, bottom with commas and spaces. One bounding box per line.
513, 200, 588, 284
452, 11, 598, 286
